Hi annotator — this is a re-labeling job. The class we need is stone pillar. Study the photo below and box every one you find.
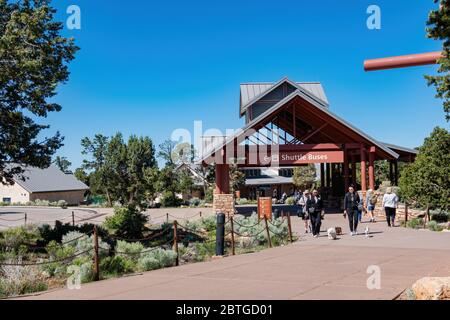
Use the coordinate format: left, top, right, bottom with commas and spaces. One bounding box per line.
213, 194, 235, 216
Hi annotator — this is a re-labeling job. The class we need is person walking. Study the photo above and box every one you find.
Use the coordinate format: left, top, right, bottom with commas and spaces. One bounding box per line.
382, 187, 399, 227
343, 185, 361, 236
306, 190, 324, 238
366, 189, 377, 222
298, 190, 311, 233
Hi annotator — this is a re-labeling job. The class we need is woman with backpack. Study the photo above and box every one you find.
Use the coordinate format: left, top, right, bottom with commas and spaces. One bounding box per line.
343, 185, 362, 236
366, 189, 377, 222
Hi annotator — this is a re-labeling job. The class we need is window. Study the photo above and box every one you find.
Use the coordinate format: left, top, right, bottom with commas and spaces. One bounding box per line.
241, 169, 261, 178
279, 169, 293, 177
2, 198, 11, 204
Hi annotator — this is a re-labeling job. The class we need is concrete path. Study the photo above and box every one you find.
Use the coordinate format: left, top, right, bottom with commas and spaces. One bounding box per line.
16, 211, 450, 300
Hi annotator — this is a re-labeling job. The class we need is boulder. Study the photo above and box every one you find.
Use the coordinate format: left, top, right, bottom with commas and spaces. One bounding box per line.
411, 277, 450, 300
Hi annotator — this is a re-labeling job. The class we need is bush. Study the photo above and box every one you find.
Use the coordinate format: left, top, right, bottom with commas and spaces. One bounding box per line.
431, 211, 449, 223
137, 248, 177, 271
0, 225, 41, 253
285, 197, 295, 205
236, 198, 249, 205
0, 264, 47, 298
188, 198, 201, 207
62, 231, 110, 258
104, 206, 148, 239
57, 200, 68, 208
115, 240, 144, 261
406, 218, 422, 229
427, 221, 444, 232
160, 191, 182, 207
100, 256, 136, 276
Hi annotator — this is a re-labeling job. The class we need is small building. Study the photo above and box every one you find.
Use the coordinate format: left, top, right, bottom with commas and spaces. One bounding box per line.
0, 165, 89, 205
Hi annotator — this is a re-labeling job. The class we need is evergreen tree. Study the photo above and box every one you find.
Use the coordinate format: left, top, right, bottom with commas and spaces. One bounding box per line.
293, 164, 317, 190
0, 0, 78, 184
426, 0, 450, 120
399, 127, 450, 210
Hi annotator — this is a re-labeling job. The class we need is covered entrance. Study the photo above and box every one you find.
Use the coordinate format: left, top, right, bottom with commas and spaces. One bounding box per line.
200, 78, 417, 211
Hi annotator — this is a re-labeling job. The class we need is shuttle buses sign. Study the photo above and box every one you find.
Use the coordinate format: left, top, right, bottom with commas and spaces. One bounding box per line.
246, 149, 344, 166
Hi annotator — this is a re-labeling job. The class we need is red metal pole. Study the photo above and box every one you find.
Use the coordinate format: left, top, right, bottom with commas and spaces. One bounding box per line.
364, 51, 442, 71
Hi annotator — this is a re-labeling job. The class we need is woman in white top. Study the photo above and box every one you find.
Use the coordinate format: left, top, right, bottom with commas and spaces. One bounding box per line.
382, 187, 399, 227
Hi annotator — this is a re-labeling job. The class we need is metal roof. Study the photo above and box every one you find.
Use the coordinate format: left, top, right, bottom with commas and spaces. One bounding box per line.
240, 78, 329, 116
10, 165, 89, 193
382, 142, 418, 155
200, 89, 399, 162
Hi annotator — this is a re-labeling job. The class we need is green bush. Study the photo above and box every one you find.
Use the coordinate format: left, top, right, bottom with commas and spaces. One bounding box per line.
427, 221, 444, 232
137, 248, 177, 271
431, 211, 449, 223
115, 240, 144, 261
62, 231, 110, 258
0, 225, 41, 253
285, 197, 295, 205
406, 218, 422, 229
188, 198, 201, 207
104, 206, 148, 239
160, 191, 182, 207
100, 256, 136, 276
236, 198, 249, 205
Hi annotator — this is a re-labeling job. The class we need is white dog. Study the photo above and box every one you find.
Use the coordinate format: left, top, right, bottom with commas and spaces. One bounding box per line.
327, 227, 337, 240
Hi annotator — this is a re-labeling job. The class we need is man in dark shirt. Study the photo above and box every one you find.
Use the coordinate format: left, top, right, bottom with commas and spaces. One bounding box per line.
343, 185, 361, 236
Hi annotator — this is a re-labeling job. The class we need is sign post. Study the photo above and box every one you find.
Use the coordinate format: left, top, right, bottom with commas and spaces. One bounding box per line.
258, 197, 272, 220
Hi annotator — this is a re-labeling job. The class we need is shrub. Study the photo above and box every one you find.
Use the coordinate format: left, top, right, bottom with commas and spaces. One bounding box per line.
104, 206, 148, 240
137, 248, 177, 271
115, 240, 144, 261
160, 191, 182, 207
0, 225, 41, 253
431, 210, 449, 223
406, 218, 422, 229
0, 264, 47, 298
285, 197, 295, 205
57, 200, 68, 208
188, 198, 201, 207
62, 231, 110, 258
427, 221, 444, 232
236, 198, 249, 205
100, 256, 136, 276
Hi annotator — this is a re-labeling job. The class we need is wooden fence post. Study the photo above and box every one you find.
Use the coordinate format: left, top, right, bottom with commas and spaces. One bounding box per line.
72, 211, 75, 226
404, 203, 408, 223
173, 220, 179, 266
287, 212, 293, 243
199, 211, 202, 218
230, 216, 235, 255
166, 213, 169, 224
93, 226, 100, 281
24, 213, 27, 227
264, 216, 272, 248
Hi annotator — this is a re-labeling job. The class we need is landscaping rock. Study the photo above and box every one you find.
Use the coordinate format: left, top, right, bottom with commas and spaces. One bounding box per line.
411, 277, 450, 300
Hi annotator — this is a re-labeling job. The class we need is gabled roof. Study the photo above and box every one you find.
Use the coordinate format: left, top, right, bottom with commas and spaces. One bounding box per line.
239, 77, 329, 116
201, 89, 399, 162
382, 143, 418, 155
11, 165, 89, 193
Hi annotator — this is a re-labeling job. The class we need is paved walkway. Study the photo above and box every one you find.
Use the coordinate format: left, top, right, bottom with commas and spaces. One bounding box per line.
15, 211, 450, 300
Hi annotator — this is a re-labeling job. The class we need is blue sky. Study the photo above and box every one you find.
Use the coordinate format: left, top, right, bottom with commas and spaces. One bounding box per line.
46, 0, 447, 169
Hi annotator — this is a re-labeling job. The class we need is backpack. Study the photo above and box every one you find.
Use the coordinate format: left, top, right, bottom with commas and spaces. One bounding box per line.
369, 194, 378, 206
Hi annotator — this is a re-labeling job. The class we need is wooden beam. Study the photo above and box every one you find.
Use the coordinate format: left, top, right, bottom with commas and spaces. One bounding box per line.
301, 123, 328, 143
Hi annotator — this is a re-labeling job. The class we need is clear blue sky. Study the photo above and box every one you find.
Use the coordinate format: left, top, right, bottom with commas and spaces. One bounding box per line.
46, 0, 447, 169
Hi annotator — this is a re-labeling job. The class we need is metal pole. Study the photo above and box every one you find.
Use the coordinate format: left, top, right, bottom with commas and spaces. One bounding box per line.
93, 226, 100, 281
173, 220, 179, 266
215, 212, 225, 256
264, 216, 272, 248
230, 216, 235, 256
287, 212, 293, 243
